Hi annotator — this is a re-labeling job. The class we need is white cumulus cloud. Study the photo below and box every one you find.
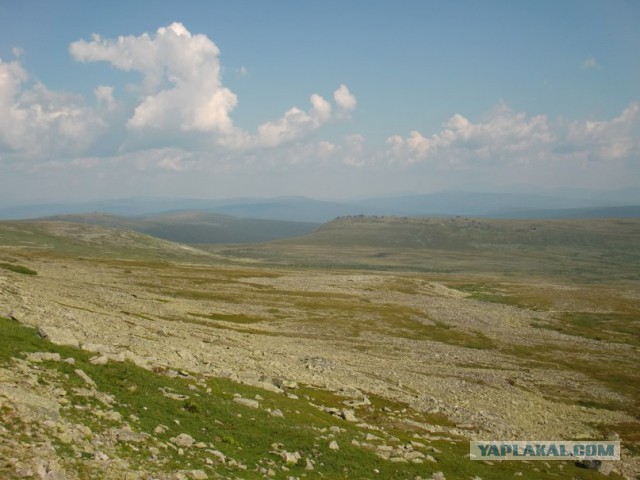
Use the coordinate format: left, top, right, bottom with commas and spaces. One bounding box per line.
565, 102, 639, 161
334, 84, 357, 112
251, 93, 333, 148
220, 85, 356, 150
386, 102, 639, 167
0, 57, 106, 156
70, 22, 238, 134
70, 23, 356, 151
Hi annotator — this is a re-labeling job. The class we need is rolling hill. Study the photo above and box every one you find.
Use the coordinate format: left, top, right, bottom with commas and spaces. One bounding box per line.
0, 220, 214, 262
1, 187, 639, 222
209, 215, 640, 281
286, 215, 640, 250
40, 211, 319, 244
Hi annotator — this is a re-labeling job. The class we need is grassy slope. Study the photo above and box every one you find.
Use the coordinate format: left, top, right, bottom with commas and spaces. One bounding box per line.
44, 212, 319, 244
202, 216, 640, 428
0, 220, 214, 263
1, 215, 638, 477
207, 216, 640, 281
0, 316, 613, 480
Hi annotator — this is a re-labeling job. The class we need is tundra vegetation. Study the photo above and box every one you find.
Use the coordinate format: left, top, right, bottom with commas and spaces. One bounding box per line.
0, 216, 638, 479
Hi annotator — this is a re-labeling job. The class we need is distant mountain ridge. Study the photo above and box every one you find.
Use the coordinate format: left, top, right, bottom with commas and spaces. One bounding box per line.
1, 187, 639, 223
39, 211, 318, 244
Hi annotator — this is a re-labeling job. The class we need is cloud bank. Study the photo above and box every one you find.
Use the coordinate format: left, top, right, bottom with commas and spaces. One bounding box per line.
386, 102, 640, 168
0, 57, 106, 156
68, 23, 355, 150
0, 21, 638, 196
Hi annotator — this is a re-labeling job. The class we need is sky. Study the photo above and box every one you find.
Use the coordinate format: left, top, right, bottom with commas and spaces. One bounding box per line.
0, 0, 639, 205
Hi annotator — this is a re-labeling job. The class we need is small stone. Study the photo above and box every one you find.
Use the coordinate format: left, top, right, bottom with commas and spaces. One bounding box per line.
598, 463, 614, 476
154, 425, 168, 434
170, 433, 195, 447
233, 397, 259, 409
282, 451, 301, 464
329, 440, 339, 450
189, 470, 208, 480
113, 426, 146, 443
104, 410, 122, 422
38, 326, 79, 346
282, 380, 298, 389
305, 458, 314, 471
270, 409, 284, 417
390, 457, 408, 463
208, 450, 226, 463
405, 451, 426, 460
25, 352, 61, 363
341, 409, 358, 422
576, 460, 614, 476
74, 369, 96, 387
161, 389, 189, 401
456, 423, 474, 430
89, 355, 109, 365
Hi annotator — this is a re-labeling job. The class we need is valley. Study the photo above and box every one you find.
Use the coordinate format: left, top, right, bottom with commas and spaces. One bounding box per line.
0, 216, 638, 479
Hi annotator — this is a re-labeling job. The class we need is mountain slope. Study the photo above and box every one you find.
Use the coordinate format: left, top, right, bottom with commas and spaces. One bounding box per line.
42, 211, 319, 244
287, 215, 640, 250
211, 215, 640, 280
2, 187, 639, 222
0, 220, 213, 261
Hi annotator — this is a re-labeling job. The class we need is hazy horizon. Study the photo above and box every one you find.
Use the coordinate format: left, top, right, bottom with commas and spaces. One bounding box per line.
1, 1, 639, 205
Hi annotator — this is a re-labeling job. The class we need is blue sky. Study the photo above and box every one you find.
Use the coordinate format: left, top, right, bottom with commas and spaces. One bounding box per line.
0, 0, 639, 205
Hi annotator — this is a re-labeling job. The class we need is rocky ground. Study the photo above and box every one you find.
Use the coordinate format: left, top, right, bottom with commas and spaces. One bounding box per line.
1, 249, 639, 479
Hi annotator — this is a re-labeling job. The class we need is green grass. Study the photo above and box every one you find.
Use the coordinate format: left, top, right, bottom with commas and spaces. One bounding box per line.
0, 315, 618, 479
188, 312, 263, 324
288, 295, 496, 349
206, 216, 640, 281
449, 282, 554, 310
0, 220, 215, 263
0, 261, 37, 275
501, 341, 640, 419
1, 215, 638, 478
548, 312, 640, 347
